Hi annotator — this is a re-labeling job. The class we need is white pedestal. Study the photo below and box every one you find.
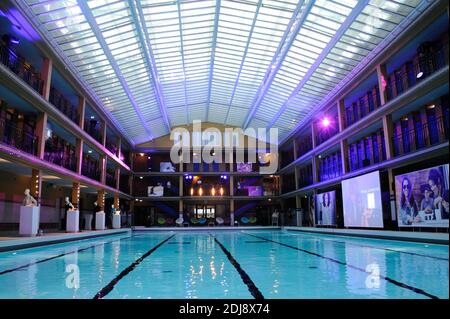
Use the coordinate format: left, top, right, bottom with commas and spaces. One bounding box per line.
66, 210, 79, 233
112, 214, 121, 229
83, 214, 93, 230
19, 206, 40, 237
95, 211, 105, 230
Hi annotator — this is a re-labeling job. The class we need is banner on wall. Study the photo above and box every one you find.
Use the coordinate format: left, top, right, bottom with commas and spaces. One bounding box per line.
314, 191, 337, 226
342, 171, 384, 228
395, 164, 449, 228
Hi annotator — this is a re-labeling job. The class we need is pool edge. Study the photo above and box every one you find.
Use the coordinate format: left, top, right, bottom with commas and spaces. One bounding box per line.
0, 229, 131, 252
284, 227, 449, 245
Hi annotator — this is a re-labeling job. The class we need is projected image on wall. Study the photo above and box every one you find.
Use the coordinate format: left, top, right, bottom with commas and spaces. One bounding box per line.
395, 164, 449, 228
314, 191, 336, 226
342, 171, 384, 228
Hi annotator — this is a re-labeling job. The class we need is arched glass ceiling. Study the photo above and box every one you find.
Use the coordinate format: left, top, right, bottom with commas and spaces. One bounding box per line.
19, 0, 431, 144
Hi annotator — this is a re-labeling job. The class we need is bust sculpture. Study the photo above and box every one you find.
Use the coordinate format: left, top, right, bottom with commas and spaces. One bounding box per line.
112, 204, 120, 215
23, 188, 37, 207
65, 197, 75, 211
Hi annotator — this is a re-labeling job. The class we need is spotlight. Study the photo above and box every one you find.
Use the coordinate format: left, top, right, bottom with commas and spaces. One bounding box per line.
416, 71, 423, 79
211, 188, 216, 196
198, 187, 203, 196
10, 37, 19, 45
139, 176, 143, 180
90, 115, 95, 119
321, 117, 330, 128
220, 187, 224, 196
88, 150, 92, 154
140, 153, 144, 156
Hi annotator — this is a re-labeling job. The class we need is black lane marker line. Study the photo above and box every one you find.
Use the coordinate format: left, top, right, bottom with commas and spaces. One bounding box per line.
244, 241, 270, 244
245, 233, 440, 300
168, 242, 191, 244
210, 233, 264, 300
93, 234, 175, 299
290, 232, 449, 261
0, 234, 136, 276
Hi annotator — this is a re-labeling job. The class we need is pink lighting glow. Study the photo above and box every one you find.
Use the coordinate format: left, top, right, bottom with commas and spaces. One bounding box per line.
321, 117, 330, 128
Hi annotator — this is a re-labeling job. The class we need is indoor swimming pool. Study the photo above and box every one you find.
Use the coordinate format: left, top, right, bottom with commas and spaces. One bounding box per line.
0, 230, 448, 299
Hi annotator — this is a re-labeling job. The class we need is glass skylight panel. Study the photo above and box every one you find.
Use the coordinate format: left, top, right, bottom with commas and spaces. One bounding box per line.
21, 0, 429, 141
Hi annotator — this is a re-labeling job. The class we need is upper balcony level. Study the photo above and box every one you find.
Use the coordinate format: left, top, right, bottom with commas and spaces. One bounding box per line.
0, 12, 131, 173
278, 10, 449, 174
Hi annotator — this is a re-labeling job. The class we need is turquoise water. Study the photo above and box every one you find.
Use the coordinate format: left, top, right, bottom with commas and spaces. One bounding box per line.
0, 230, 448, 299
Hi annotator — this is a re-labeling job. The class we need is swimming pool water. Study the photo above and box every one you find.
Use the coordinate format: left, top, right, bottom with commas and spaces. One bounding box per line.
0, 230, 448, 299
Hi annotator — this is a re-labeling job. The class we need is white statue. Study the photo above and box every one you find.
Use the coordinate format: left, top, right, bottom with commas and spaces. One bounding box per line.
111, 204, 120, 215
23, 188, 37, 207
65, 197, 75, 211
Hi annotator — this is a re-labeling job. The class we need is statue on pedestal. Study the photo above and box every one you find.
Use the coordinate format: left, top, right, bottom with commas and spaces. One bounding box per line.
65, 197, 75, 211
22, 189, 37, 207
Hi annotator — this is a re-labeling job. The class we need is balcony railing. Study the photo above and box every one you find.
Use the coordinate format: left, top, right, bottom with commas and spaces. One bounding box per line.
49, 88, 78, 124
386, 48, 447, 102
393, 115, 448, 157
44, 138, 76, 172
119, 175, 130, 194
105, 141, 117, 156
0, 42, 43, 95
84, 119, 103, 144
106, 171, 116, 188
295, 136, 313, 159
81, 160, 100, 182
0, 118, 38, 155
319, 153, 343, 182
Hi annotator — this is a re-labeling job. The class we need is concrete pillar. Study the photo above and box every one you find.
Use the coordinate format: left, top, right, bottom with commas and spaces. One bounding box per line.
337, 99, 345, 132
340, 139, 349, 174
31, 169, 42, 204
97, 190, 105, 211
420, 109, 430, 147
407, 115, 416, 152
40, 58, 52, 101
179, 175, 184, 197
434, 103, 445, 142
78, 96, 85, 130
101, 120, 107, 146
116, 137, 122, 158
128, 175, 133, 196
72, 182, 80, 209
294, 166, 299, 190
113, 193, 119, 210
311, 122, 317, 149
100, 155, 106, 184
75, 139, 83, 174
376, 64, 388, 106
229, 175, 234, 196
179, 199, 183, 219
295, 195, 302, 209
312, 156, 319, 183
292, 139, 298, 160
115, 167, 120, 189
129, 152, 134, 170
35, 112, 47, 160
382, 114, 394, 160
